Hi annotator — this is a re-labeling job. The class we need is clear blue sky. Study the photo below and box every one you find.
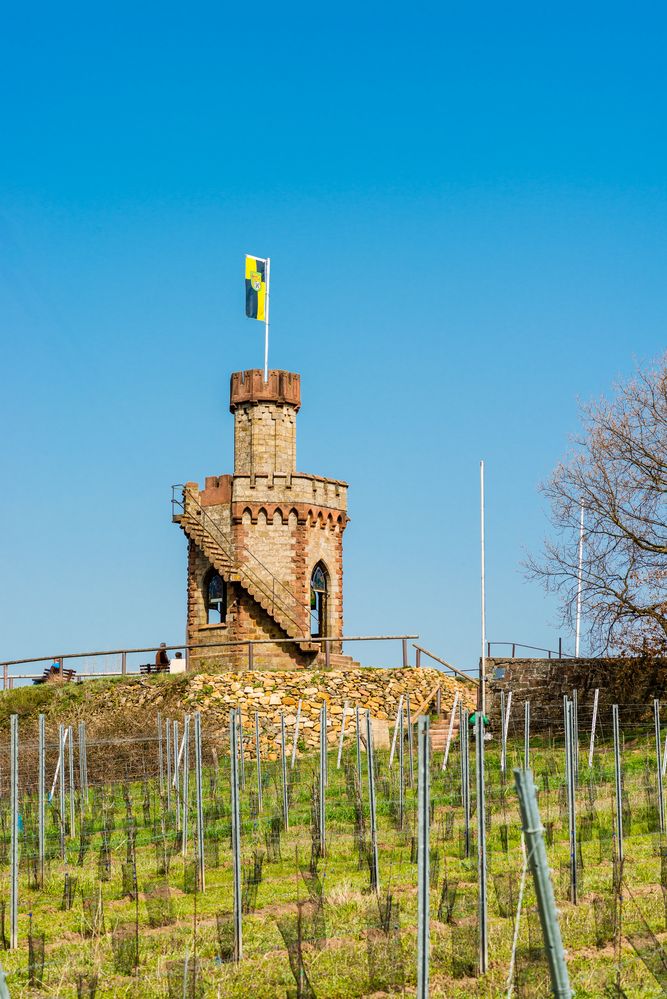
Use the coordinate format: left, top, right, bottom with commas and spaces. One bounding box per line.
1, 4, 666, 671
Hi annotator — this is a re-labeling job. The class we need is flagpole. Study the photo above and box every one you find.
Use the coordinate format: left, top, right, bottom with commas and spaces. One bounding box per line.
480, 459, 486, 715
264, 257, 271, 382
575, 503, 584, 657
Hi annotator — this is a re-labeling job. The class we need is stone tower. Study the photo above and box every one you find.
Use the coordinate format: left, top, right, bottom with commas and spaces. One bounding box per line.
174, 369, 352, 670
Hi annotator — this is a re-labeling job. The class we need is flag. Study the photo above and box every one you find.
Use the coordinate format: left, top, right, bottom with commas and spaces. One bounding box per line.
245, 255, 267, 321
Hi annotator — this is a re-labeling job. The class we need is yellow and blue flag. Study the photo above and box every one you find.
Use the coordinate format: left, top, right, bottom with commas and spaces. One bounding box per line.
245, 255, 267, 321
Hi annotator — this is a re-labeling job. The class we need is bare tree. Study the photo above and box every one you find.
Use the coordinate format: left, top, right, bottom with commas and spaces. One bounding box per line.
528, 354, 667, 655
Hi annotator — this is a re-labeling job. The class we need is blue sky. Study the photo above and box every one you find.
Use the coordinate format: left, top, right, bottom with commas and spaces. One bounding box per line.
1, 4, 666, 671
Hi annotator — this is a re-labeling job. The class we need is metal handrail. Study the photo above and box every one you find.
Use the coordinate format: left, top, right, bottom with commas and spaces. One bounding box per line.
413, 644, 479, 685
173, 485, 305, 637
486, 640, 579, 660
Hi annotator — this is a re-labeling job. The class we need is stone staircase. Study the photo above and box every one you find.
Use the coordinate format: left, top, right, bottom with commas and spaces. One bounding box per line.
324, 652, 363, 670
174, 489, 315, 653
429, 712, 460, 752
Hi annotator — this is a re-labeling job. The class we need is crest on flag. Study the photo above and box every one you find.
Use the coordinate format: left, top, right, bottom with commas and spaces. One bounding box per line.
250, 271, 263, 292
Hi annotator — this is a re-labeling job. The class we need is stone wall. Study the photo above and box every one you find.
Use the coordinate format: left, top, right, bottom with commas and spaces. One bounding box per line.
180, 665, 475, 760
487, 656, 667, 728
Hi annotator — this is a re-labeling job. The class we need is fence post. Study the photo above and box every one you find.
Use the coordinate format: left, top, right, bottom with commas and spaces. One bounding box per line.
461, 706, 470, 858
10, 715, 18, 950
320, 703, 327, 857
524, 700, 530, 770
476, 713, 488, 974
121, 651, 127, 676
612, 703, 623, 865
182, 716, 190, 857
514, 769, 572, 999
500, 690, 506, 773
68, 725, 76, 838
78, 721, 86, 824
248, 642, 253, 670
166, 718, 172, 810
416, 715, 430, 998
398, 701, 405, 829
194, 712, 205, 892
442, 691, 459, 772
281, 712, 289, 830
173, 720, 180, 829
291, 699, 302, 769
564, 698, 578, 904
355, 705, 362, 782
572, 689, 579, 783
237, 708, 246, 791
416, 647, 421, 668
38, 714, 45, 888
337, 701, 349, 769
58, 724, 66, 859
229, 710, 242, 961
366, 710, 380, 893
254, 711, 262, 812
406, 694, 414, 788
588, 688, 599, 768
655, 699, 665, 835
157, 712, 164, 794
389, 695, 404, 769
325, 639, 330, 670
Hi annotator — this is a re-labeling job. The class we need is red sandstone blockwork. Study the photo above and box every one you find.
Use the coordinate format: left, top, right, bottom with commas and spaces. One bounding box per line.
229, 369, 301, 413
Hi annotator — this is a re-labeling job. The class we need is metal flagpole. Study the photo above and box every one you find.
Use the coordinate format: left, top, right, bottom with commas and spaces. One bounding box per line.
575, 503, 584, 657
264, 257, 271, 381
480, 460, 487, 714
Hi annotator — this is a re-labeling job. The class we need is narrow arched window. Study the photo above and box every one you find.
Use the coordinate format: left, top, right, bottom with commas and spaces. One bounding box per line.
205, 570, 226, 625
310, 562, 328, 638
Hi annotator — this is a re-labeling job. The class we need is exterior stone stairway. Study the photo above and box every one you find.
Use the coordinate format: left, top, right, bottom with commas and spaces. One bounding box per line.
175, 492, 315, 653
429, 712, 460, 752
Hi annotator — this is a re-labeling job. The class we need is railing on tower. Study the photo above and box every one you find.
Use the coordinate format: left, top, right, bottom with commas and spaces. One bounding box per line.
172, 484, 305, 638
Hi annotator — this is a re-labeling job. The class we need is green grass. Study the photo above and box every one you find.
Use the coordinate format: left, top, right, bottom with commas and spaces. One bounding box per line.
0, 728, 666, 996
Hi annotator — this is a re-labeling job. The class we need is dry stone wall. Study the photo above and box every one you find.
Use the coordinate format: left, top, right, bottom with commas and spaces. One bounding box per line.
487, 655, 667, 729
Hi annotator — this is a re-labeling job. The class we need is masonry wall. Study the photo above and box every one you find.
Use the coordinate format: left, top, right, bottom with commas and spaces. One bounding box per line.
487, 656, 667, 728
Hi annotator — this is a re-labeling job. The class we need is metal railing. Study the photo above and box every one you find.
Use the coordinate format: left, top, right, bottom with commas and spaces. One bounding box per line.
486, 640, 579, 660
172, 485, 305, 638
413, 644, 478, 685
0, 634, 420, 689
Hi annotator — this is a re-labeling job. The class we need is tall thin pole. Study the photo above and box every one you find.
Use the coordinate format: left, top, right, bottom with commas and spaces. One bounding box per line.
480, 459, 487, 714
194, 712, 205, 891
291, 699, 302, 769
389, 695, 404, 769
254, 711, 262, 812
319, 704, 327, 857
182, 716, 190, 857
655, 699, 665, 835
229, 711, 242, 961
237, 708, 245, 791
565, 699, 577, 904
166, 718, 172, 810
9, 715, 18, 950
355, 705, 362, 782
58, 724, 66, 859
68, 725, 75, 838
38, 714, 45, 888
514, 769, 572, 998
337, 701, 349, 770
524, 700, 530, 771
280, 713, 289, 830
263, 257, 271, 381
612, 704, 623, 865
416, 716, 430, 998
588, 689, 599, 769
476, 714, 488, 974
575, 504, 585, 657
366, 711, 380, 894
442, 691, 459, 772
157, 712, 164, 795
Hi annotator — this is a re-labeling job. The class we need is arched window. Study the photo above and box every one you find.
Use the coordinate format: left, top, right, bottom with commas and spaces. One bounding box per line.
310, 562, 328, 638
204, 570, 227, 625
